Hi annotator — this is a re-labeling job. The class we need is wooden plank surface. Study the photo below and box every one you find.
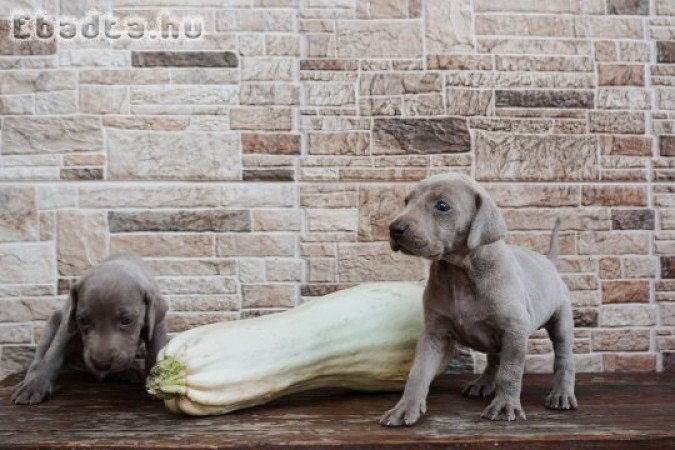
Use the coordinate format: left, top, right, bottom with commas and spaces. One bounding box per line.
1, 372, 674, 449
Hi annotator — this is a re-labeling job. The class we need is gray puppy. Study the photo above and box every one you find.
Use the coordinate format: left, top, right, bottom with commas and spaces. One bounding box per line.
12, 253, 168, 405
380, 173, 576, 426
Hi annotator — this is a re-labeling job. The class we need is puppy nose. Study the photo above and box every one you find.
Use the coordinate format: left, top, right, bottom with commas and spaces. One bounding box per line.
91, 355, 112, 371
389, 221, 409, 238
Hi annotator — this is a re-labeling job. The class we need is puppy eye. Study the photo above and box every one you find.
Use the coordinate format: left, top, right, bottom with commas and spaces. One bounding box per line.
77, 317, 90, 327
404, 197, 410, 206
435, 201, 451, 212
120, 317, 134, 326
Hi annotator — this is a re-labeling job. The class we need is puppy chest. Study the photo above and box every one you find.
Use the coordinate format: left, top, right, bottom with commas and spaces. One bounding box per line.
443, 287, 502, 353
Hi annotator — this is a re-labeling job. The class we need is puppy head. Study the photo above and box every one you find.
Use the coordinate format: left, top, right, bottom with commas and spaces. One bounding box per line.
388, 173, 506, 260
67, 267, 164, 379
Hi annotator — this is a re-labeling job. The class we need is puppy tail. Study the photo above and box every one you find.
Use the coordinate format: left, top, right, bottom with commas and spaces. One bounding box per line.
547, 216, 562, 262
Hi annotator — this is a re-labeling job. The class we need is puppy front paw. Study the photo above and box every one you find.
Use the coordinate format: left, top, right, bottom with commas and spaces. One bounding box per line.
11, 375, 53, 405
481, 396, 527, 421
379, 397, 426, 427
462, 377, 496, 397
545, 390, 577, 410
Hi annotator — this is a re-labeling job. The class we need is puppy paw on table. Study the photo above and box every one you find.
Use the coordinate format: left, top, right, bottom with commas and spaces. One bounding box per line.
11, 253, 168, 405
11, 374, 53, 405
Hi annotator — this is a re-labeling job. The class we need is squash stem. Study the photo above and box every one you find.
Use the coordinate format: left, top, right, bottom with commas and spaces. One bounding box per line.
146, 356, 187, 399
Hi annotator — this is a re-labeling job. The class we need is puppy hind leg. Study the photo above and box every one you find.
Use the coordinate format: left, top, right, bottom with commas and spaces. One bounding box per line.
545, 302, 577, 410
462, 352, 499, 397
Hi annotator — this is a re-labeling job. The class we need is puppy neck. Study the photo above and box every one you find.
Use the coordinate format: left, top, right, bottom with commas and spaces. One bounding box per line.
438, 240, 505, 273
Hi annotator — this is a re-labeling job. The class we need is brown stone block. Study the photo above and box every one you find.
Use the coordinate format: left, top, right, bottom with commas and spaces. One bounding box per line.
598, 64, 644, 86
60, 168, 103, 181
300, 283, 354, 297
657, 42, 675, 63
495, 90, 594, 109
307, 132, 370, 156
426, 54, 492, 70
607, 0, 649, 14
372, 118, 470, 155
0, 19, 56, 55
242, 134, 300, 155
582, 186, 647, 206
601, 280, 650, 303
611, 209, 655, 230
603, 353, 655, 372
573, 308, 599, 327
300, 59, 358, 71
243, 169, 294, 181
600, 135, 651, 156
109, 210, 250, 233
660, 135, 675, 157
662, 256, 675, 278
132, 51, 238, 67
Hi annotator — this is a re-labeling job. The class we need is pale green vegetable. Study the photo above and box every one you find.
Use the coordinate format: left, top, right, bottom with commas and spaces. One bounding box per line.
147, 282, 454, 416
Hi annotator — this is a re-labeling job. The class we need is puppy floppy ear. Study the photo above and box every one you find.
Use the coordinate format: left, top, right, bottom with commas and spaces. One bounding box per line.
66, 281, 80, 334
466, 191, 507, 250
142, 285, 167, 342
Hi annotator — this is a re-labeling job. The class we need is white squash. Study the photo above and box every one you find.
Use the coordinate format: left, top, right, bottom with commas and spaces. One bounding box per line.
146, 282, 454, 416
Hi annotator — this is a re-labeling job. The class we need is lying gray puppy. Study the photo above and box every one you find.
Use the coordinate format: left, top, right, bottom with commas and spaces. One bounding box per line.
12, 253, 168, 405
380, 173, 576, 426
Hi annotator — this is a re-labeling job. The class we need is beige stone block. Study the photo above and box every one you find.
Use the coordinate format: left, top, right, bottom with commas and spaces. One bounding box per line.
307, 258, 337, 282
57, 211, 107, 276
338, 242, 426, 282
446, 89, 492, 116
242, 284, 295, 307
578, 231, 649, 255
130, 85, 238, 105
35, 91, 77, 115
336, 20, 423, 58
484, 184, 580, 207
266, 259, 303, 282
2, 117, 103, 155
230, 108, 292, 131
110, 234, 214, 257
80, 86, 129, 114
426, 0, 473, 52
159, 277, 237, 295
108, 130, 241, 180
80, 185, 219, 208
0, 243, 54, 284
253, 209, 301, 231
0, 187, 38, 242
306, 83, 355, 106
599, 304, 656, 327
222, 184, 295, 208
404, 94, 444, 116
216, 234, 295, 257
241, 58, 294, 81
475, 132, 598, 181
306, 209, 358, 232
265, 35, 300, 56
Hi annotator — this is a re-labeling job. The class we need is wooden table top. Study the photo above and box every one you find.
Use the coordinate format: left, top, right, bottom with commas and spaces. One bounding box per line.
1, 372, 674, 449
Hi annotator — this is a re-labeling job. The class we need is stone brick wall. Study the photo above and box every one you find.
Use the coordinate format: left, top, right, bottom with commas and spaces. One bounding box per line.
0, 0, 674, 379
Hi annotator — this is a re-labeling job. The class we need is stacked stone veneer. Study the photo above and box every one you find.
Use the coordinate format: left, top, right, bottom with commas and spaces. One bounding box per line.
0, 0, 674, 379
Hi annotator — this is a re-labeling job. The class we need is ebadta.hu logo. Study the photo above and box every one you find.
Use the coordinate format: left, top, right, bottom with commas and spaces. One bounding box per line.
10, 10, 204, 41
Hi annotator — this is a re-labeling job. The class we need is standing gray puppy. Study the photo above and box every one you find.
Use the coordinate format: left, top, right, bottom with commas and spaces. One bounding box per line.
380, 173, 576, 426
12, 253, 168, 405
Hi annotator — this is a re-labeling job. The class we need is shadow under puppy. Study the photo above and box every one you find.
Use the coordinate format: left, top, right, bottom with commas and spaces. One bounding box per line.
381, 173, 576, 426
12, 253, 168, 405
